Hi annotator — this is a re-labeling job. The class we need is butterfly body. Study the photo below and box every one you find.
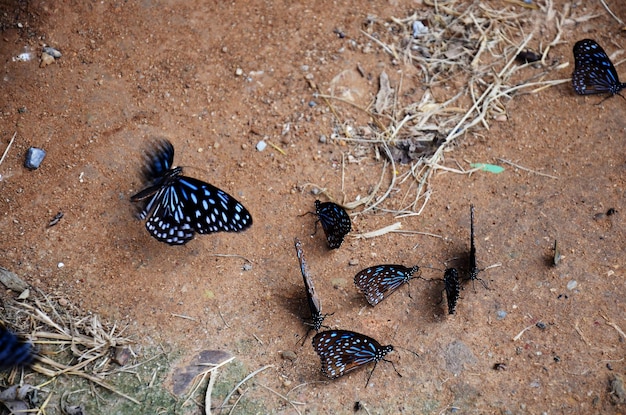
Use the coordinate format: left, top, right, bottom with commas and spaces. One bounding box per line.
0, 326, 33, 370
443, 268, 460, 315
313, 200, 351, 249
572, 39, 626, 96
354, 264, 420, 306
131, 140, 252, 245
294, 238, 326, 340
312, 330, 393, 380
467, 204, 488, 289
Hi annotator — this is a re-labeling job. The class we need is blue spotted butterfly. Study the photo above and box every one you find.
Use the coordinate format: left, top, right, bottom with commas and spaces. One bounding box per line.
312, 330, 394, 385
572, 39, 626, 96
0, 325, 33, 370
294, 238, 329, 343
354, 264, 420, 306
313, 200, 351, 249
131, 139, 252, 245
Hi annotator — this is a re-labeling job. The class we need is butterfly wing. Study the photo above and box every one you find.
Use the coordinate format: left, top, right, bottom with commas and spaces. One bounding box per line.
444, 268, 460, 315
354, 265, 419, 306
0, 326, 33, 370
313, 330, 389, 379
294, 238, 324, 330
572, 39, 623, 95
315, 201, 351, 249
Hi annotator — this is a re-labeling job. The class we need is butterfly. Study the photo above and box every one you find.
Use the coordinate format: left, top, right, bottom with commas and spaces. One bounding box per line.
130, 139, 252, 245
354, 264, 420, 306
572, 39, 626, 97
443, 268, 460, 315
312, 200, 351, 249
0, 325, 33, 370
312, 329, 395, 385
294, 238, 329, 343
467, 204, 488, 290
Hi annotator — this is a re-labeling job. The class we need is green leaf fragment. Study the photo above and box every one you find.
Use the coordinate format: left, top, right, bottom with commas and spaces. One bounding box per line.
470, 163, 505, 174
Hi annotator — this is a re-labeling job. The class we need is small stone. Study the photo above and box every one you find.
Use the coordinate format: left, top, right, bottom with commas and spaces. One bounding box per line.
348, 258, 360, 266
24, 147, 46, 169
58, 298, 69, 307
242, 263, 252, 271
281, 350, 297, 361
567, 280, 578, 290
40, 52, 55, 67
319, 135, 327, 143
494, 114, 508, 122
57, 262, 65, 268
112, 346, 133, 366
308, 101, 317, 107
221, 46, 228, 53
43, 46, 62, 58
496, 310, 507, 320
235, 68, 243, 76
536, 321, 547, 330
256, 140, 267, 151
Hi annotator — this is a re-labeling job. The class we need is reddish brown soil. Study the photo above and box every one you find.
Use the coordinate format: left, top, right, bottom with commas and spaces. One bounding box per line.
1, 0, 626, 413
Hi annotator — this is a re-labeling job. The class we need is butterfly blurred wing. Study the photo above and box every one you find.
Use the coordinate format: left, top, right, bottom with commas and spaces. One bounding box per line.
354, 265, 418, 306
572, 39, 624, 95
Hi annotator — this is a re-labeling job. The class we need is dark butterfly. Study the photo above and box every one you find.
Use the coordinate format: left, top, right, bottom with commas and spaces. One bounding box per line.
0, 325, 33, 370
572, 39, 626, 97
130, 139, 252, 245
468, 204, 488, 289
294, 238, 329, 343
312, 329, 394, 385
354, 264, 420, 306
313, 200, 351, 249
443, 268, 460, 315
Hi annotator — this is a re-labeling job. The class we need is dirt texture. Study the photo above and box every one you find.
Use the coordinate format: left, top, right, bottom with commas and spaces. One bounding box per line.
1, 0, 626, 414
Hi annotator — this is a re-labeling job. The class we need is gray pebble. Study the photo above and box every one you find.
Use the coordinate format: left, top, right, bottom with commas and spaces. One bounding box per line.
496, 310, 507, 320
24, 147, 46, 169
43, 46, 62, 58
308, 101, 317, 107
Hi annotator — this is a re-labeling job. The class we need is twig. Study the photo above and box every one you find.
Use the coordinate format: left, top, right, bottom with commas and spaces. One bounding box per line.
512, 324, 534, 341
221, 365, 273, 414
599, 0, 624, 25
205, 368, 218, 415
496, 158, 558, 179
257, 383, 304, 415
355, 222, 402, 239
171, 313, 197, 321
0, 132, 17, 168
601, 314, 626, 341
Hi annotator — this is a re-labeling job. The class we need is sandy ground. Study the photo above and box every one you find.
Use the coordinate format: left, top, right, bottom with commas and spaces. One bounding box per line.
1, 0, 626, 413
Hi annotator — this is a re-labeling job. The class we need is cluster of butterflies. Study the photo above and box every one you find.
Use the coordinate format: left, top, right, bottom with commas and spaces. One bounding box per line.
296, 203, 487, 384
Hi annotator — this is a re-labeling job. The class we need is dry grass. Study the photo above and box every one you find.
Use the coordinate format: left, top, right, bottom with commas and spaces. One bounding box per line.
319, 0, 578, 216
1, 287, 139, 409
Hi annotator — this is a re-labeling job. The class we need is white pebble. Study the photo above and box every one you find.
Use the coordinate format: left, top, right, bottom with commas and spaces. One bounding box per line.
57, 262, 65, 268
567, 280, 578, 290
256, 140, 267, 151
235, 68, 243, 76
